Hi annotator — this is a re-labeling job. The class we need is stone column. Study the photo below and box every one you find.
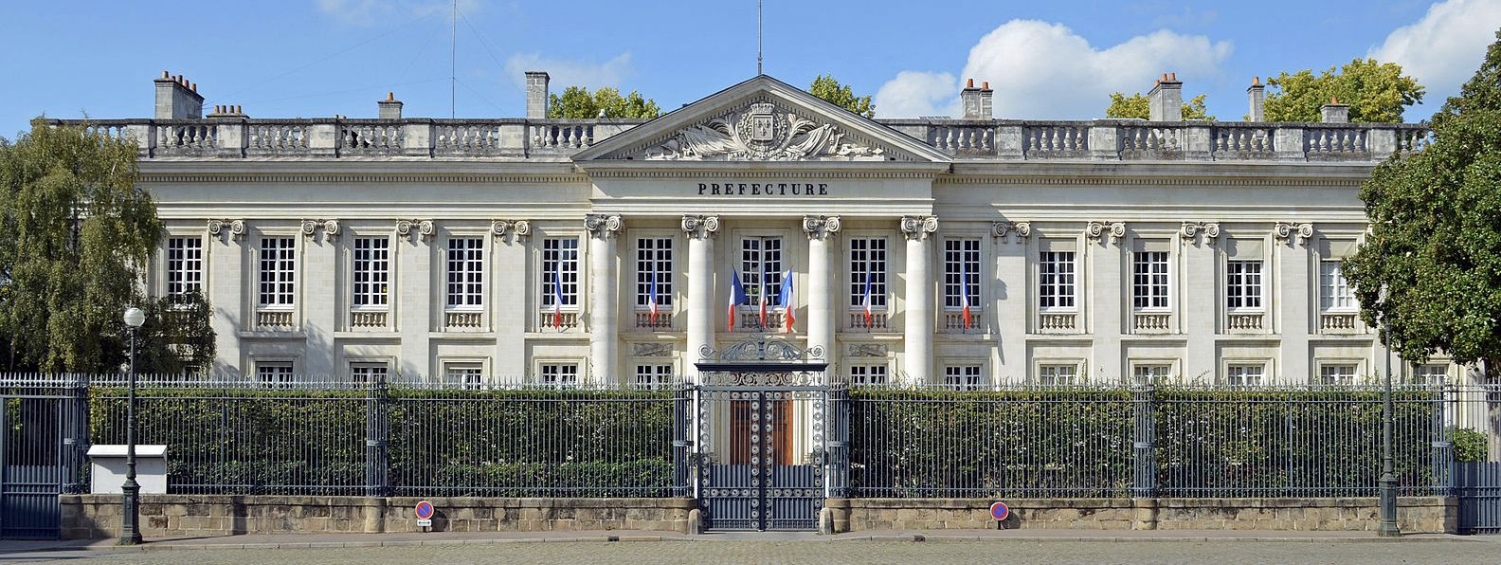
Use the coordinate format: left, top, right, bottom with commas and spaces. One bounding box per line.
587, 215, 623, 384
803, 215, 841, 371
901, 216, 938, 384
683, 215, 720, 382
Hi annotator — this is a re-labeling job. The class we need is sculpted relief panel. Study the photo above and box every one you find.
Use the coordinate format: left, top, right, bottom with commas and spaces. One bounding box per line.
638, 100, 886, 161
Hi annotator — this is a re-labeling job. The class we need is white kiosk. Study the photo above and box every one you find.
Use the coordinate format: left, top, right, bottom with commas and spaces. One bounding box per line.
86, 445, 168, 494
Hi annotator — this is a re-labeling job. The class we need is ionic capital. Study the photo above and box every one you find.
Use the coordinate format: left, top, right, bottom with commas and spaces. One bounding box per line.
1274, 222, 1314, 244
900, 215, 938, 241
992, 221, 1031, 244
491, 219, 531, 239
585, 214, 623, 240
1086, 221, 1126, 243
802, 215, 842, 240
681, 215, 720, 240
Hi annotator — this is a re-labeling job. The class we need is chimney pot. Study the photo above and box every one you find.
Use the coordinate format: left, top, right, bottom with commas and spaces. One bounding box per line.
966, 78, 974, 88
1253, 76, 1260, 86
1169, 72, 1176, 82
982, 81, 989, 90
387, 91, 394, 101
161, 71, 169, 79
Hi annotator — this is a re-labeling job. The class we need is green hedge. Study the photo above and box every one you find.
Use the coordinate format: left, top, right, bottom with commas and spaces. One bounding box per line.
89, 387, 678, 497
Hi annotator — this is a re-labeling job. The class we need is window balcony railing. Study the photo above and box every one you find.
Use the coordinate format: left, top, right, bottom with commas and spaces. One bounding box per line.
847, 311, 890, 332
1227, 311, 1265, 332
1319, 311, 1360, 333
736, 309, 782, 332
349, 310, 388, 330
1132, 312, 1172, 333
444, 310, 484, 331
1038, 312, 1078, 333
540, 310, 579, 331
254, 309, 295, 331
634, 311, 675, 331
941, 311, 983, 333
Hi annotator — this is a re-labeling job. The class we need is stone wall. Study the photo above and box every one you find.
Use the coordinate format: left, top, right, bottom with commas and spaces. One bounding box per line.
834, 497, 1456, 533
60, 495, 696, 540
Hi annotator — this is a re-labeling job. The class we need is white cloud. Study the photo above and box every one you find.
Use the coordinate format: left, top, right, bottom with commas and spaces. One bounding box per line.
1369, 0, 1501, 112
874, 71, 959, 118
504, 52, 635, 91
874, 20, 1233, 119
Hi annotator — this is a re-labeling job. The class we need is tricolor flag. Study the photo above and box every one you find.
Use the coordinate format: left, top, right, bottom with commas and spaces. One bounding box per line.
861, 273, 874, 327
552, 250, 566, 329
728, 269, 750, 331
780, 269, 795, 333
759, 262, 770, 328
647, 268, 659, 326
960, 257, 973, 330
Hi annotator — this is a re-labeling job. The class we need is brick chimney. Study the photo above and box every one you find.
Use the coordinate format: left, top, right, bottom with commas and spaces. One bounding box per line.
525, 71, 550, 119
378, 92, 404, 120
1247, 76, 1266, 122
154, 71, 204, 120
1148, 72, 1182, 121
1321, 96, 1350, 123
960, 78, 994, 120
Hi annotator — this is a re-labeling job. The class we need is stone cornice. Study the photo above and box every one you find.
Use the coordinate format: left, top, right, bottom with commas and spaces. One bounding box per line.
938, 175, 1364, 188
138, 172, 589, 184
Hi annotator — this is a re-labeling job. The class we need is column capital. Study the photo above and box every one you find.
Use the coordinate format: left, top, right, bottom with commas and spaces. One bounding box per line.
585, 214, 622, 239
492, 219, 531, 239
207, 219, 247, 241
802, 215, 842, 240
1274, 222, 1314, 244
681, 215, 720, 240
900, 215, 938, 241
992, 221, 1031, 244
1085, 220, 1126, 243
1179, 221, 1221, 241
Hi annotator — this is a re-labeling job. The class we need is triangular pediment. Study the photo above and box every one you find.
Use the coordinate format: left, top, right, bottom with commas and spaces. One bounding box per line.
573, 75, 949, 163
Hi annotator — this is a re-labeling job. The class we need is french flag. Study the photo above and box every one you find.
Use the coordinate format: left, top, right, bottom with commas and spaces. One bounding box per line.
552, 250, 566, 328
960, 257, 973, 330
780, 269, 795, 333
861, 273, 873, 327
647, 268, 659, 326
759, 262, 770, 328
728, 269, 749, 331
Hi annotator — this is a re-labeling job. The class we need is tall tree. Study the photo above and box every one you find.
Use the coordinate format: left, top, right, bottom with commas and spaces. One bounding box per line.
548, 86, 661, 119
1264, 58, 1424, 123
1341, 31, 1501, 378
0, 119, 213, 374
809, 75, 875, 118
1104, 92, 1214, 120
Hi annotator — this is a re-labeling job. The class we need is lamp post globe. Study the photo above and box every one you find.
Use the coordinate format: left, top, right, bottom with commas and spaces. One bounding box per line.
120, 306, 145, 545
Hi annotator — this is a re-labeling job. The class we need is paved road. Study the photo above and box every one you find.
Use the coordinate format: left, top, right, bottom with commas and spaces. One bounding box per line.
4, 540, 1493, 564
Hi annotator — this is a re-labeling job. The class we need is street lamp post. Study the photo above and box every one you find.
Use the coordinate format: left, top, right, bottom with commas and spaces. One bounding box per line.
1378, 323, 1400, 537
120, 307, 145, 545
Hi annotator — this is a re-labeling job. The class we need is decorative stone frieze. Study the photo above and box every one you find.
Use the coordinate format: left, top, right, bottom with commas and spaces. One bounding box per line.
1274, 222, 1314, 244
632, 343, 674, 357
680, 215, 720, 240
1086, 221, 1126, 243
992, 221, 1031, 243
585, 214, 623, 239
847, 343, 889, 358
900, 215, 938, 241
801, 215, 842, 240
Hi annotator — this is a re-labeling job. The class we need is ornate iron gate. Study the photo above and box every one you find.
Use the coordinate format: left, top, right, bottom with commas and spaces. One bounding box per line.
0, 379, 87, 539
692, 338, 841, 531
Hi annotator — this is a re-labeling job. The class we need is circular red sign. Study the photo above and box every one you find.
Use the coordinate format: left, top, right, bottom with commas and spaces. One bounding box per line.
415, 500, 435, 520
989, 501, 1009, 521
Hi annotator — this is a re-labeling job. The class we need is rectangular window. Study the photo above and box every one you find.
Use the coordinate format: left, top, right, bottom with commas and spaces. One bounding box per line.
942, 239, 981, 310
256, 363, 294, 389
1132, 251, 1170, 310
1038, 364, 1077, 386
350, 363, 388, 385
1318, 364, 1357, 385
445, 237, 484, 309
740, 237, 784, 308
540, 363, 579, 387
1132, 364, 1173, 383
352, 237, 391, 308
1226, 260, 1263, 310
635, 238, 673, 309
166, 236, 204, 302
541, 238, 580, 309
850, 364, 889, 385
1319, 260, 1356, 311
258, 237, 296, 307
444, 363, 483, 390
944, 365, 982, 390
634, 364, 673, 389
1039, 251, 1076, 310
1226, 364, 1265, 386
1415, 364, 1448, 384
849, 238, 888, 309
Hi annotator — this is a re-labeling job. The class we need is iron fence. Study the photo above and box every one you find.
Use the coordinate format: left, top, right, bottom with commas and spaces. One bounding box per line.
847, 383, 1453, 499
1448, 384, 1501, 533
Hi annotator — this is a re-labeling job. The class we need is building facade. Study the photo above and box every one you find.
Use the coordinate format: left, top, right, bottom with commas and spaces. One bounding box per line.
72, 71, 1465, 387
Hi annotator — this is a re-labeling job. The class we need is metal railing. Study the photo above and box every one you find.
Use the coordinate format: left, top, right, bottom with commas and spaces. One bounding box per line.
847, 383, 1455, 499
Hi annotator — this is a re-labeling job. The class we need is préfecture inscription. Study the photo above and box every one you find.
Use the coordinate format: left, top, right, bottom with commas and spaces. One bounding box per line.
697, 183, 829, 197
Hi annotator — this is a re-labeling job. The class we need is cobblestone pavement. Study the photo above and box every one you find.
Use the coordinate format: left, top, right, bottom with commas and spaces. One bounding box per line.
5, 540, 1494, 565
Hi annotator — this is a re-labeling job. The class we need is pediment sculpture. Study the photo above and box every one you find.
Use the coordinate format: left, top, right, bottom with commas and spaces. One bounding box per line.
641, 102, 883, 161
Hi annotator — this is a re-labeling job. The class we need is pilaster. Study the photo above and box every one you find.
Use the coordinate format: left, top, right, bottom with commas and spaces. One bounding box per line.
396, 220, 435, 380
1181, 222, 1219, 381
491, 220, 530, 380
992, 221, 1030, 381
301, 219, 340, 379
206, 220, 246, 378
1087, 222, 1125, 381
1277, 222, 1315, 383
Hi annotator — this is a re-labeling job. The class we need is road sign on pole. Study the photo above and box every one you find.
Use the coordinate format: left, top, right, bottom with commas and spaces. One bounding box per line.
415, 500, 435, 528
990, 501, 1010, 522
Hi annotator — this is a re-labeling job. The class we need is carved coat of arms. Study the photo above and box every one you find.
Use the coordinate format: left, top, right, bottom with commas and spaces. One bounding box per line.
644, 101, 882, 161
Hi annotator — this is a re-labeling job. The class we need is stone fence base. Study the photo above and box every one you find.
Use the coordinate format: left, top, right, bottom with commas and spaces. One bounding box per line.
826, 497, 1456, 533
60, 495, 696, 540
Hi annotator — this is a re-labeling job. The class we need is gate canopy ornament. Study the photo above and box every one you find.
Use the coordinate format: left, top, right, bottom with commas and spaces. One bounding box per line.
695, 336, 827, 384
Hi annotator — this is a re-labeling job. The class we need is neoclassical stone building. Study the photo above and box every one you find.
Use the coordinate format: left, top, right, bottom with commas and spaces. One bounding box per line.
70, 71, 1461, 386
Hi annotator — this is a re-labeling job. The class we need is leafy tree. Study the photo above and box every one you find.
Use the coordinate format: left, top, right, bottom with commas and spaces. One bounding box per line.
0, 119, 213, 374
1342, 31, 1501, 378
1105, 92, 1214, 120
547, 86, 661, 119
1264, 58, 1424, 123
810, 74, 875, 118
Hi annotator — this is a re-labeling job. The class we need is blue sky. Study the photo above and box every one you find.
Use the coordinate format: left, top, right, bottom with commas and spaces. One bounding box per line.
2, 0, 1498, 135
